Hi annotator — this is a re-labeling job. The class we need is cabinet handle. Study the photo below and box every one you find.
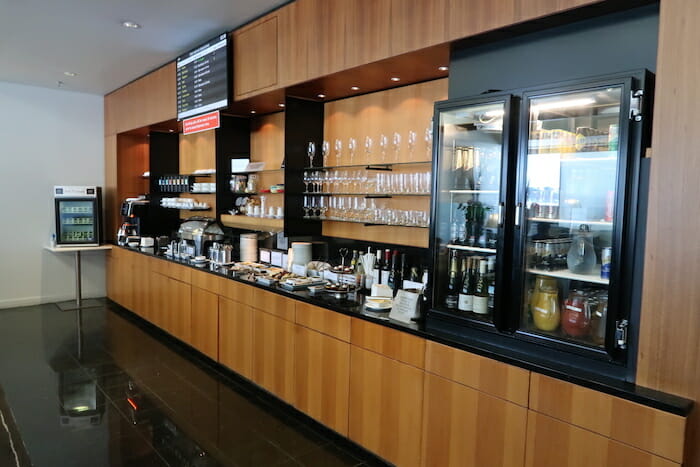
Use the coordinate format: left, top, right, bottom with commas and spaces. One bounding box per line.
515, 203, 523, 227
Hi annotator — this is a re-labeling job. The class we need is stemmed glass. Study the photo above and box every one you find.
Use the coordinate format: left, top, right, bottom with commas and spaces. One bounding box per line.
364, 136, 373, 165
303, 195, 312, 218
408, 130, 417, 160
303, 171, 310, 193
307, 141, 316, 168
335, 139, 343, 166
424, 123, 433, 160
379, 134, 388, 163
392, 132, 401, 163
347, 138, 356, 165
322, 141, 330, 167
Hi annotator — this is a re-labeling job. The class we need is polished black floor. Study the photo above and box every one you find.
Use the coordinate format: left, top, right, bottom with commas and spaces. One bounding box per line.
0, 301, 389, 467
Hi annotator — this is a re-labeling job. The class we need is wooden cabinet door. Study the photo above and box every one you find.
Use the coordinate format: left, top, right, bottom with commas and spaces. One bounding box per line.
344, 0, 392, 69
524, 411, 679, 467
249, 289, 296, 322
294, 326, 350, 435
277, 1, 309, 87
149, 271, 168, 329
421, 373, 527, 467
164, 277, 192, 343
447, 0, 517, 41
252, 311, 296, 403
218, 297, 254, 379
305, 0, 346, 77
515, 0, 602, 23
233, 14, 279, 98
349, 346, 424, 467
191, 286, 219, 360
391, 0, 447, 55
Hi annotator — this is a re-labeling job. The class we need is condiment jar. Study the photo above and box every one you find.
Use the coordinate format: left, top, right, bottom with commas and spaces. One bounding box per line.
562, 290, 592, 337
530, 275, 560, 332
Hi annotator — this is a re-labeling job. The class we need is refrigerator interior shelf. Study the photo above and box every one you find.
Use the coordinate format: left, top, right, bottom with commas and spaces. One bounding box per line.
529, 217, 613, 226
447, 244, 497, 254
527, 150, 617, 161
448, 190, 499, 195
526, 268, 609, 285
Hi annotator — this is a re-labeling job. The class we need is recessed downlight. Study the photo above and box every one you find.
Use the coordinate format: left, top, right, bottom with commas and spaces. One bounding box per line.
390, 77, 400, 82
168, 129, 175, 133
250, 110, 257, 114
350, 86, 360, 91
121, 21, 141, 29
63, 71, 77, 77
278, 103, 285, 108
438, 66, 449, 71
317, 93, 326, 99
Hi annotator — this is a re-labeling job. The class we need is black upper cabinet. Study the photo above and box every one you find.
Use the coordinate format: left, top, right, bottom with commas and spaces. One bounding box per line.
428, 70, 653, 378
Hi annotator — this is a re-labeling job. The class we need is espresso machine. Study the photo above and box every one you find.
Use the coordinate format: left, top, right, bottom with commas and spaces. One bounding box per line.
177, 217, 225, 257
117, 196, 152, 245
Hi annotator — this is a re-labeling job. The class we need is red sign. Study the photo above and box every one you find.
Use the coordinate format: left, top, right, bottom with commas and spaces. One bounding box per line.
182, 111, 220, 135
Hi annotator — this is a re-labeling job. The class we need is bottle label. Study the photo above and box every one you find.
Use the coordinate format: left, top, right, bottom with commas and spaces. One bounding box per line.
381, 270, 390, 285
473, 296, 489, 314
457, 294, 473, 312
445, 295, 458, 309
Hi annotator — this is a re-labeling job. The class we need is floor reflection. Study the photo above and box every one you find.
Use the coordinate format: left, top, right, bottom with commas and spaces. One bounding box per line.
0, 302, 385, 467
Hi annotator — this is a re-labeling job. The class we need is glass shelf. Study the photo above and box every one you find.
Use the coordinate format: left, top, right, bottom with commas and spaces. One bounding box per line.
230, 169, 283, 175
527, 150, 617, 161
302, 192, 430, 197
306, 161, 432, 170
528, 217, 613, 226
446, 244, 497, 254
448, 189, 499, 195
308, 216, 429, 228
525, 268, 609, 285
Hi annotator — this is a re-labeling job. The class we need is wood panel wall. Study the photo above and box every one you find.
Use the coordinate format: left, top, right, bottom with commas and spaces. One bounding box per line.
249, 112, 286, 214
637, 1, 700, 466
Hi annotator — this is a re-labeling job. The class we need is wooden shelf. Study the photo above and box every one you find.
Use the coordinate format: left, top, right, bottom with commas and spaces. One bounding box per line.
220, 214, 284, 232
526, 268, 609, 285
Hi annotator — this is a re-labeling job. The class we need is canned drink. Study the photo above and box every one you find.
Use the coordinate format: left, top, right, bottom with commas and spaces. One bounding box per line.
601, 247, 612, 279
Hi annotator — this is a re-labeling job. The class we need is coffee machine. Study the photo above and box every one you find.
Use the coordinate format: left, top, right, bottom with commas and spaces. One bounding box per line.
117, 196, 152, 245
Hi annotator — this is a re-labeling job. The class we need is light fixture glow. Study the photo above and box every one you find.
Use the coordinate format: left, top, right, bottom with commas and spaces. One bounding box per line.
250, 110, 256, 114
278, 103, 285, 108
63, 71, 77, 77
390, 77, 400, 82
317, 93, 326, 98
533, 98, 596, 112
483, 109, 505, 118
122, 21, 141, 29
350, 86, 360, 91
438, 66, 449, 72
168, 129, 175, 133
72, 405, 90, 412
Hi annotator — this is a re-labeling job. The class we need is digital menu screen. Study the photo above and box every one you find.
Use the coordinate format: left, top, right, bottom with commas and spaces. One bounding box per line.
176, 33, 229, 120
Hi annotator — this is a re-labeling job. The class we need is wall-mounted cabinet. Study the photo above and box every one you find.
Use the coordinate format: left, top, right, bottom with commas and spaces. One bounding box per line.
232, 15, 279, 99
391, 0, 448, 56
447, 0, 517, 41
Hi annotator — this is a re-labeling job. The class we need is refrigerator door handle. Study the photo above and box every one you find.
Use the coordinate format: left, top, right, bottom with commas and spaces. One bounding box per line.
514, 202, 523, 227
497, 202, 505, 228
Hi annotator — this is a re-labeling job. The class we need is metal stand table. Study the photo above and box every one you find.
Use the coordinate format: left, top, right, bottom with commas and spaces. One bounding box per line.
44, 245, 112, 311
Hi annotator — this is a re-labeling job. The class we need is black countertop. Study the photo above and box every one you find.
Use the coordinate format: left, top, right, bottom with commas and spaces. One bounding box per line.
120, 244, 693, 417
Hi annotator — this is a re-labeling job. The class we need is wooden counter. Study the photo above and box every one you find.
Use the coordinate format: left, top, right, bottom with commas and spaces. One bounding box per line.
107, 246, 689, 466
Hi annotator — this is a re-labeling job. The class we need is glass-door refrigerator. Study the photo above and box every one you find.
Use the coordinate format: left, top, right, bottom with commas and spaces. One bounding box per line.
429, 71, 652, 375
54, 186, 103, 246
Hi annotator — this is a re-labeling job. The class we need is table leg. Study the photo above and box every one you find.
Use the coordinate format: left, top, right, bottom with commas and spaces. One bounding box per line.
75, 250, 82, 308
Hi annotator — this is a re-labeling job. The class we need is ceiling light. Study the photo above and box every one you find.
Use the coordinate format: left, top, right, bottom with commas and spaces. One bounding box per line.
533, 98, 595, 112
390, 77, 400, 82
317, 94, 326, 99
63, 71, 77, 77
121, 21, 141, 29
250, 110, 256, 114
278, 103, 285, 108
351, 86, 360, 91
438, 66, 449, 71
168, 129, 175, 133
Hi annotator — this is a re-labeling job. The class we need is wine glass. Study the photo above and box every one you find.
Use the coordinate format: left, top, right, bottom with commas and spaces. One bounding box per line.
322, 140, 330, 167
303, 171, 310, 193
335, 139, 343, 166
347, 138, 356, 165
379, 134, 388, 163
307, 141, 316, 167
408, 130, 417, 160
364, 136, 373, 164
424, 123, 433, 160
392, 132, 401, 163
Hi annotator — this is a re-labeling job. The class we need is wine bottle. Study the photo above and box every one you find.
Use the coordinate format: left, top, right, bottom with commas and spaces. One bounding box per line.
373, 248, 382, 284
387, 250, 399, 291
487, 256, 496, 315
398, 253, 407, 291
457, 257, 473, 312
445, 251, 459, 310
473, 259, 490, 315
381, 249, 391, 285
453, 145, 464, 189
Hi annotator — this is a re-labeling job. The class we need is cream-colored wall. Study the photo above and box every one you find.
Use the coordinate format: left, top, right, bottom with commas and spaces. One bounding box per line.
0, 81, 105, 308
